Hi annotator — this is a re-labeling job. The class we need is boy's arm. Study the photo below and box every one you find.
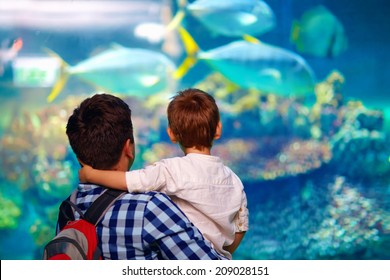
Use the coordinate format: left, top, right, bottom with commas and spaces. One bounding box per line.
223, 231, 246, 254
79, 165, 127, 190
224, 188, 249, 254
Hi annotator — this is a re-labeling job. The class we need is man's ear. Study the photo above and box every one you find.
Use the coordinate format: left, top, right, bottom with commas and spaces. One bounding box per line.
124, 139, 135, 161
167, 127, 177, 143
214, 121, 222, 140
77, 157, 85, 168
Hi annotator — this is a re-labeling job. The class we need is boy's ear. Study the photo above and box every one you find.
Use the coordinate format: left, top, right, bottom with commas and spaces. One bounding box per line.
214, 121, 222, 140
167, 127, 177, 143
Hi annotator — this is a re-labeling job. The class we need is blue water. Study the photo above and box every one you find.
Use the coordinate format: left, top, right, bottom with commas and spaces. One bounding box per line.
0, 0, 389, 260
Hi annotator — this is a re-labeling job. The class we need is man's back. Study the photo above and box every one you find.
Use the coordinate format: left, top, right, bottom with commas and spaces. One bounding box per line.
63, 184, 223, 260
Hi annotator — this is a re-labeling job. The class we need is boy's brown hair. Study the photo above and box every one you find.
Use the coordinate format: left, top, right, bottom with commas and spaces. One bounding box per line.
167, 88, 220, 150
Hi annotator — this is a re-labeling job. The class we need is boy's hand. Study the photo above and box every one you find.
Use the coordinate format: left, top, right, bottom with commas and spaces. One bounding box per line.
79, 165, 93, 183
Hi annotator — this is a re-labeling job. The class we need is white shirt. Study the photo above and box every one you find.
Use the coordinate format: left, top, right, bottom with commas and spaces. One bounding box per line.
125, 153, 249, 259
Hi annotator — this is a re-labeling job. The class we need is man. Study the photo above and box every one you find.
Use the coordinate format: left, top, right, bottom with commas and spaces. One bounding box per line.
64, 93, 224, 259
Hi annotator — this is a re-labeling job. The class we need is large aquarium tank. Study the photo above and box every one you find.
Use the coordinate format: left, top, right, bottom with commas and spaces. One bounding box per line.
0, 0, 389, 260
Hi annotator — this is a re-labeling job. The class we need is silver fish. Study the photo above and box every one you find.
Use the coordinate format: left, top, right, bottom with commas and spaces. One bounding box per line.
170, 0, 275, 37
46, 45, 177, 102
176, 27, 316, 96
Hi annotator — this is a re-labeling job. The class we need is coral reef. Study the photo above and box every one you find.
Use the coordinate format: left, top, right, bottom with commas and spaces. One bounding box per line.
0, 195, 21, 229
307, 177, 389, 258
329, 103, 390, 179
214, 138, 331, 181
234, 175, 389, 259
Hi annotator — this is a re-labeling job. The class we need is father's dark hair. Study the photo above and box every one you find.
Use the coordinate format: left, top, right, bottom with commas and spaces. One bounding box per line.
66, 93, 134, 169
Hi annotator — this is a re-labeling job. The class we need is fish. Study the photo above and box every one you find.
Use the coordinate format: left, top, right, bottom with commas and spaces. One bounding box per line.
169, 0, 276, 37
290, 5, 348, 57
175, 27, 316, 96
45, 44, 177, 103
0, 37, 23, 76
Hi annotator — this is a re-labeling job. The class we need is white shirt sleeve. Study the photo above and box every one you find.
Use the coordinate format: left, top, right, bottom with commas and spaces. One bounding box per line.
125, 161, 170, 193
234, 190, 249, 232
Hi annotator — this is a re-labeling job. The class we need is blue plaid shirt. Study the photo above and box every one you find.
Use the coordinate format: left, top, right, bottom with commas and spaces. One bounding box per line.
59, 184, 226, 260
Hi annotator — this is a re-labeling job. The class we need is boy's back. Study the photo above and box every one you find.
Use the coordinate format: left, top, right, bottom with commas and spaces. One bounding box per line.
125, 153, 248, 259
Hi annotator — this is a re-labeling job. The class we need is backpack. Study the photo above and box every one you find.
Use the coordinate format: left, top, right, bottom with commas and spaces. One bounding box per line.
43, 189, 125, 260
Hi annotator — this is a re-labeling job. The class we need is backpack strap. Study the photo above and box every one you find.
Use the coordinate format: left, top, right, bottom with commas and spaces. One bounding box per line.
57, 192, 79, 230
84, 189, 125, 226
58, 189, 125, 230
